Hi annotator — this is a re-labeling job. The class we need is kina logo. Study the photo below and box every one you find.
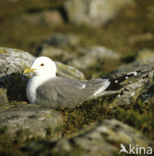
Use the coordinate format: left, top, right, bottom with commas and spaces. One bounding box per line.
119, 144, 152, 155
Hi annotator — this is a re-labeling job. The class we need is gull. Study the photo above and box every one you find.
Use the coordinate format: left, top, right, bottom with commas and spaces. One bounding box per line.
24, 56, 138, 109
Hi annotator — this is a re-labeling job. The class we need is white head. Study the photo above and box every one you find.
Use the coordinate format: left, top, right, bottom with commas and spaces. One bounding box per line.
24, 56, 57, 78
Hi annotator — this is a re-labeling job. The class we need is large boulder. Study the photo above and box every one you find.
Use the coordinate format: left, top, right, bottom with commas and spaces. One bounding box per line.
0, 104, 64, 139
64, 0, 134, 27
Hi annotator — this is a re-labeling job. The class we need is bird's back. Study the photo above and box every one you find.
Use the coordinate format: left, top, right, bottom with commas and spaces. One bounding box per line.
35, 77, 110, 109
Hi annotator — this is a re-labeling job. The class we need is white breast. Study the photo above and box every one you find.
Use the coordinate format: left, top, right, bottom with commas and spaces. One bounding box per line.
26, 76, 52, 104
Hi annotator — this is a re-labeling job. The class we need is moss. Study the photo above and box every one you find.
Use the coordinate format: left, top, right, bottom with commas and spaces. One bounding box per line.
61, 97, 154, 140
62, 97, 114, 135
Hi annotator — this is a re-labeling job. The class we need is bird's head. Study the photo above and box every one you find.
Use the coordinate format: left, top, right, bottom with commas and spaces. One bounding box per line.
24, 56, 57, 78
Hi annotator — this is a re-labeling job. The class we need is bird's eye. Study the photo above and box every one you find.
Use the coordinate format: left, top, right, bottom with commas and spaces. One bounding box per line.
40, 63, 44, 66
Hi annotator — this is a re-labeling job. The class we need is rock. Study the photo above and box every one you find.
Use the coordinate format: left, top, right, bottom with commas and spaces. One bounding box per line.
64, 0, 134, 27
0, 88, 8, 106
37, 46, 75, 62
110, 50, 154, 76
37, 33, 80, 51
109, 50, 154, 107
70, 46, 120, 69
136, 49, 154, 63
19, 10, 64, 27
24, 119, 153, 156
0, 47, 34, 101
0, 104, 64, 139
56, 61, 85, 80
0, 47, 34, 77
111, 74, 152, 107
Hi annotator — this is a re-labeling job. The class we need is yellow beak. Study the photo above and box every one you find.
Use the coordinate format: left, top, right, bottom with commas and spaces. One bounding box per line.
23, 68, 35, 74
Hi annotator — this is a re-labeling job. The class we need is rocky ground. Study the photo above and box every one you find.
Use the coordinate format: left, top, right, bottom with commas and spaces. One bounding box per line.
0, 0, 154, 156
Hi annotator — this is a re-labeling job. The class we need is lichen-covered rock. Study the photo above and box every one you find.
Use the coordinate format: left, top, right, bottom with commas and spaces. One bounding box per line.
0, 47, 34, 77
56, 61, 85, 80
70, 46, 120, 69
0, 104, 64, 139
109, 52, 154, 107
110, 71, 153, 107
0, 88, 8, 106
24, 119, 153, 156
64, 0, 134, 27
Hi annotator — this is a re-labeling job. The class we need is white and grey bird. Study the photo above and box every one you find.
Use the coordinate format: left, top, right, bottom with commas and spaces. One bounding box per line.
24, 56, 138, 109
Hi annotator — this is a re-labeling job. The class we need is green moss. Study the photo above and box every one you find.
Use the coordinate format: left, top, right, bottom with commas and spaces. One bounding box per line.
62, 98, 154, 140
62, 97, 114, 135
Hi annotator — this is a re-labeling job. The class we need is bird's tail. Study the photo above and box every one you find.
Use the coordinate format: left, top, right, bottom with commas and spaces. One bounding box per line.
108, 70, 141, 90
90, 70, 141, 99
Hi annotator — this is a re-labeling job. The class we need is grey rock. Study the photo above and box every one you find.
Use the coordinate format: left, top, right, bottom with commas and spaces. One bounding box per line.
70, 46, 120, 69
110, 54, 154, 77
0, 88, 8, 106
37, 33, 80, 51
56, 61, 85, 80
37, 46, 75, 63
25, 119, 153, 156
111, 72, 152, 106
0, 104, 64, 139
109, 51, 154, 107
64, 0, 134, 27
0, 47, 35, 101
0, 47, 34, 77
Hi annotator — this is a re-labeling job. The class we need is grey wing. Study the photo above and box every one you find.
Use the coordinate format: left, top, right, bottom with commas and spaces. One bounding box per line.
36, 77, 110, 109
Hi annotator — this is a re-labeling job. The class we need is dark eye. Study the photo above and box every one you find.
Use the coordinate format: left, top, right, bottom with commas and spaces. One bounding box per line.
40, 63, 44, 66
